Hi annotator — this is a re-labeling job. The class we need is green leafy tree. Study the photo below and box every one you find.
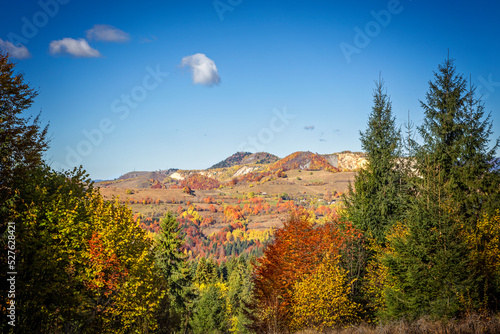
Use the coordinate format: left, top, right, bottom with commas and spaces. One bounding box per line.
0, 52, 48, 226
5, 167, 93, 333
342, 78, 405, 244
0, 53, 164, 332
0, 52, 53, 333
1, 164, 165, 333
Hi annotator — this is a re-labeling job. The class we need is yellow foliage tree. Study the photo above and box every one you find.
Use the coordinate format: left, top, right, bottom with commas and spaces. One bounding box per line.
461, 210, 500, 312
182, 206, 202, 223
464, 210, 500, 276
6, 167, 165, 332
362, 223, 407, 318
82, 192, 166, 333
291, 255, 360, 331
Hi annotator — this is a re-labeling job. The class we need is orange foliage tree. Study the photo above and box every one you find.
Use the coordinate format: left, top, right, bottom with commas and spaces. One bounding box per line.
85, 232, 129, 303
182, 186, 193, 195
248, 212, 362, 332
181, 173, 220, 190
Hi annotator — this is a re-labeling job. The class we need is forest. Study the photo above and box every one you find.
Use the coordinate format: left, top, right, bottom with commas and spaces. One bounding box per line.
2, 50, 500, 333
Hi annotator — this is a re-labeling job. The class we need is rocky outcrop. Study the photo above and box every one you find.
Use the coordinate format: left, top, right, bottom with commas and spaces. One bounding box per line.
322, 152, 367, 171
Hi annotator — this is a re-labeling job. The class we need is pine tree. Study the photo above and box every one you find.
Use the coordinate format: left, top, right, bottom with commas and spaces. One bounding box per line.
342, 78, 405, 244
383, 57, 500, 318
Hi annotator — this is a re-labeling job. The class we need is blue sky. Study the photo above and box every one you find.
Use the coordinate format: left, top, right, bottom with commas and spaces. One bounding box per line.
2, 0, 500, 180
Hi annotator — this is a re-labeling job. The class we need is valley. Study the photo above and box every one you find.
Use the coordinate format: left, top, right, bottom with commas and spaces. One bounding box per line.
97, 151, 364, 261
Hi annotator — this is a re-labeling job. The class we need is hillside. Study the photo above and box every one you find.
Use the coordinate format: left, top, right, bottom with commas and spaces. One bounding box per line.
99, 170, 177, 189
269, 151, 339, 172
118, 169, 178, 180
209, 151, 279, 169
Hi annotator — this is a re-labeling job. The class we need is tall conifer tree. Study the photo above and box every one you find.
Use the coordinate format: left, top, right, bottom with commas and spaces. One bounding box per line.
384, 57, 500, 318
154, 212, 194, 332
343, 78, 405, 244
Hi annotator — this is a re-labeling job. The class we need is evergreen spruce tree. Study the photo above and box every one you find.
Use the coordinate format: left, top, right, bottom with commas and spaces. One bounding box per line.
343, 78, 405, 244
195, 257, 218, 285
190, 284, 228, 334
383, 57, 500, 319
154, 212, 194, 333
227, 259, 254, 333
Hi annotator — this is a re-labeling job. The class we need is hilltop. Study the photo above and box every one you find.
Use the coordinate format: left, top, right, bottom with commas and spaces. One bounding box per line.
209, 152, 279, 169
117, 169, 178, 181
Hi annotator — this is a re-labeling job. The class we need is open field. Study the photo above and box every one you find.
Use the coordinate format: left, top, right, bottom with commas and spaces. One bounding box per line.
98, 170, 355, 202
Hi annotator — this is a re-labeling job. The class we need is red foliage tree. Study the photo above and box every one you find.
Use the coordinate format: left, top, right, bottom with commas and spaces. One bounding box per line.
85, 232, 128, 298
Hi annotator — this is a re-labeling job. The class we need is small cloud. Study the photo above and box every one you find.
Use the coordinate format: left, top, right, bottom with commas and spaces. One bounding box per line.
139, 35, 157, 43
0, 39, 30, 59
180, 53, 221, 87
86, 24, 130, 42
304, 125, 315, 131
49, 38, 101, 58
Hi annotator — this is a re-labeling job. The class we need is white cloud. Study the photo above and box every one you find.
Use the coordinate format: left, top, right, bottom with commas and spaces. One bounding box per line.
0, 39, 30, 59
180, 53, 221, 87
86, 24, 130, 42
49, 38, 101, 58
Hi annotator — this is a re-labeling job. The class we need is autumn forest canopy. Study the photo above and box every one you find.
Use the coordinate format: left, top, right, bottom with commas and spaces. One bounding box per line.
2, 51, 500, 333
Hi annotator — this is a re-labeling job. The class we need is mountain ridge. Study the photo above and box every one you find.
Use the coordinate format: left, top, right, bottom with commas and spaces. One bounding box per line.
96, 150, 366, 189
